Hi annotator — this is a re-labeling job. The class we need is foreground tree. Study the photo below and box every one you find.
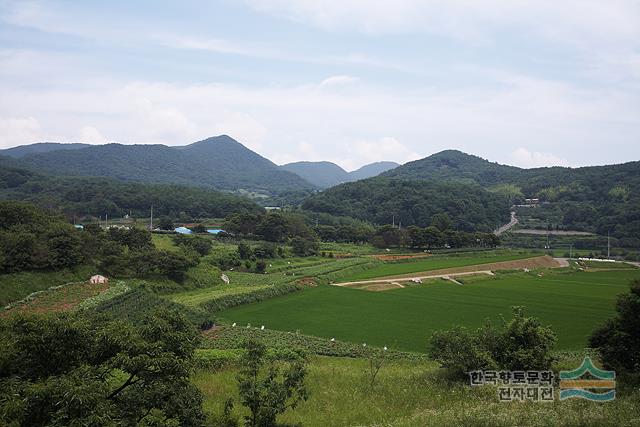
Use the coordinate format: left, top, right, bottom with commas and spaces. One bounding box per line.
590, 279, 640, 380
0, 309, 205, 426
237, 340, 308, 427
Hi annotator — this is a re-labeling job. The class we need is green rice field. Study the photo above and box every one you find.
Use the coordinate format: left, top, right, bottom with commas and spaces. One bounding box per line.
218, 269, 640, 352
338, 252, 538, 281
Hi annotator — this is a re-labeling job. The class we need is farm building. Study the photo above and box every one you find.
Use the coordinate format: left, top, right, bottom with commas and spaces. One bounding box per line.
90, 275, 109, 284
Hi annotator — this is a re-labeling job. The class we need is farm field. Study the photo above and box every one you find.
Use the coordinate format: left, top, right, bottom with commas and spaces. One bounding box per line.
1, 281, 109, 315
217, 269, 640, 352
338, 251, 539, 281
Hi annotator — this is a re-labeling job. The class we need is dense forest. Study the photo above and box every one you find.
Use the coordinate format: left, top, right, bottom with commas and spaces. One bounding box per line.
380, 150, 640, 241
0, 135, 314, 195
302, 177, 510, 232
0, 164, 263, 220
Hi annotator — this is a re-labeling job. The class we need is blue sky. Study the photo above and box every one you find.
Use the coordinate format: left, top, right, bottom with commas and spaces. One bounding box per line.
0, 0, 639, 170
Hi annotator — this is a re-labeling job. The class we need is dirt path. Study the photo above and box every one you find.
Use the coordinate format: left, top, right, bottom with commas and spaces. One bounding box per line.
333, 255, 560, 288
334, 270, 495, 288
554, 257, 570, 267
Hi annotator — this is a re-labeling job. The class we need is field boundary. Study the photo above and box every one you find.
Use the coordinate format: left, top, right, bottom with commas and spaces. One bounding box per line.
333, 255, 560, 287
334, 270, 495, 289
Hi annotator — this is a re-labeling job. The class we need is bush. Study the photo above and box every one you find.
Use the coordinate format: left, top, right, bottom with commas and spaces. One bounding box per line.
291, 236, 319, 257
253, 243, 277, 259
493, 306, 557, 370
200, 283, 304, 313
590, 280, 640, 379
429, 325, 497, 379
255, 259, 267, 273
237, 242, 252, 260
428, 307, 556, 379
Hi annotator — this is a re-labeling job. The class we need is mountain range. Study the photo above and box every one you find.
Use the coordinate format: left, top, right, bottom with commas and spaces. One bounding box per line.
0, 136, 399, 195
303, 150, 640, 239
0, 136, 311, 195
2, 138, 639, 239
280, 160, 398, 188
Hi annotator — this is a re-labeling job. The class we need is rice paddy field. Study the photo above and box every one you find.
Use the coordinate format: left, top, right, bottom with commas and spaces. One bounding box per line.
339, 251, 539, 281
217, 269, 640, 352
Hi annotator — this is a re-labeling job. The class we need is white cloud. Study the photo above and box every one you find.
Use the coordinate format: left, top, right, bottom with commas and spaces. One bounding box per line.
78, 126, 107, 144
211, 112, 268, 151
0, 49, 638, 168
319, 75, 358, 88
347, 137, 420, 169
246, 0, 640, 46
0, 116, 41, 148
510, 148, 570, 168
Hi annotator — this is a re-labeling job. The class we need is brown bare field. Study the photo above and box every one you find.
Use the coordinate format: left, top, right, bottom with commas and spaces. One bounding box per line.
371, 253, 432, 261
2, 281, 108, 316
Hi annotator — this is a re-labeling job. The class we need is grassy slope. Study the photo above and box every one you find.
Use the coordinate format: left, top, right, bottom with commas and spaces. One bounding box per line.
194, 355, 640, 427
218, 270, 640, 351
0, 266, 93, 307
339, 252, 537, 281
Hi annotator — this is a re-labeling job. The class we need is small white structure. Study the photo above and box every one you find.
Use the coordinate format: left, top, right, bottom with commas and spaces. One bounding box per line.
90, 275, 108, 285
411, 278, 422, 284
221, 274, 230, 284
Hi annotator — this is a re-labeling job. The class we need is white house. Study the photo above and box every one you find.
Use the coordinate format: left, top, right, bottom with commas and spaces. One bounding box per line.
90, 275, 109, 284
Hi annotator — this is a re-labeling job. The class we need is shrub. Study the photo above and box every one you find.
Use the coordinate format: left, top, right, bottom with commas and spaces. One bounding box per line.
200, 283, 304, 313
253, 243, 278, 259
237, 242, 252, 260
255, 259, 267, 273
493, 306, 557, 371
429, 326, 497, 379
428, 307, 556, 379
590, 280, 640, 379
291, 236, 320, 257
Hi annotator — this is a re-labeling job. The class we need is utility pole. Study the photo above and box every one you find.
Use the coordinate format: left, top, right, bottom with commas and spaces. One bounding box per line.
569, 244, 573, 260
607, 231, 610, 259
105, 213, 108, 228
150, 205, 154, 230
392, 215, 395, 228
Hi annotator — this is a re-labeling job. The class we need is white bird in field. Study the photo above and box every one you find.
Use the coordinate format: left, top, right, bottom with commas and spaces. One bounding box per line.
384, 346, 388, 351
232, 323, 236, 327
362, 343, 367, 347
261, 325, 265, 330
330, 338, 335, 342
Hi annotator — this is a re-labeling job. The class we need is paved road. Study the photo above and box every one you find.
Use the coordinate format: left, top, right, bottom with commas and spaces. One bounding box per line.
495, 211, 518, 235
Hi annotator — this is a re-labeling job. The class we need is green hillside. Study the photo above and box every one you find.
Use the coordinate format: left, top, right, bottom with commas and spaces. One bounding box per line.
302, 177, 510, 230
4, 135, 314, 195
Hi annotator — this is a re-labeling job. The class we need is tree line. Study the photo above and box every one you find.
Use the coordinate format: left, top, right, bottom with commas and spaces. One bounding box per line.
0, 201, 199, 282
0, 164, 263, 220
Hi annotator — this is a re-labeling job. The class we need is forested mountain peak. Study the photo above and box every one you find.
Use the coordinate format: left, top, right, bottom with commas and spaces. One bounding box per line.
0, 142, 91, 158
0, 136, 314, 195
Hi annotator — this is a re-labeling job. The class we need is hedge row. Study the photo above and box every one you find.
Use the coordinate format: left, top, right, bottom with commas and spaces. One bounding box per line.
201, 325, 429, 362
199, 282, 305, 313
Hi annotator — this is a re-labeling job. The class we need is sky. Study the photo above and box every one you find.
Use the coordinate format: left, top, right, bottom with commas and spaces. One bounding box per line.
0, 1, 639, 171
